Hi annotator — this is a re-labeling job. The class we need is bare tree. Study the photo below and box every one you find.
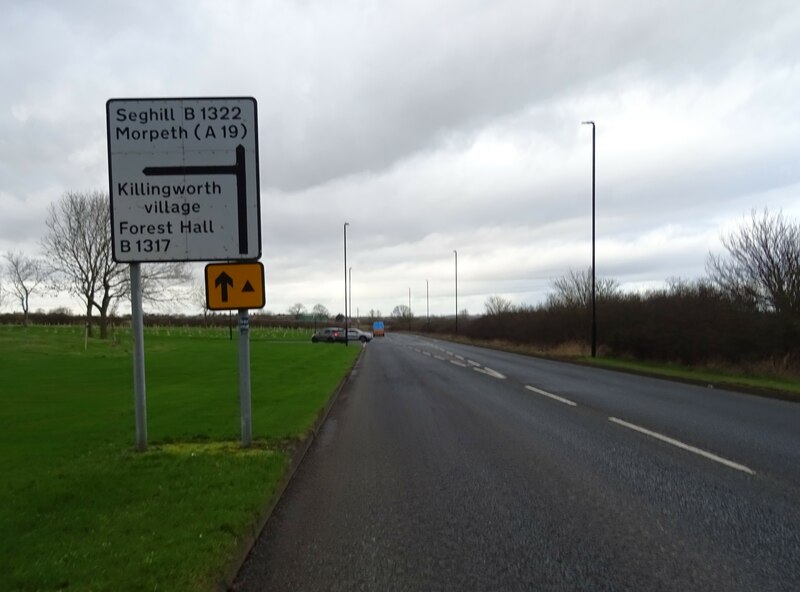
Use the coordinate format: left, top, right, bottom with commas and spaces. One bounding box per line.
138, 264, 193, 312
42, 190, 190, 338
707, 209, 800, 316
191, 282, 211, 324
484, 294, 515, 315
4, 251, 47, 325
311, 303, 329, 319
391, 304, 412, 319
548, 267, 620, 309
288, 302, 306, 319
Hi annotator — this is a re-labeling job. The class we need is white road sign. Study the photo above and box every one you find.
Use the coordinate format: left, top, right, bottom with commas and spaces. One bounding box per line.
106, 97, 261, 262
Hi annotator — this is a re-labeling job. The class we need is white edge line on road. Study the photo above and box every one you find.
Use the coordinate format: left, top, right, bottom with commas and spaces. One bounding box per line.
467, 359, 481, 366
524, 385, 577, 406
450, 360, 467, 367
474, 367, 506, 379
608, 417, 755, 475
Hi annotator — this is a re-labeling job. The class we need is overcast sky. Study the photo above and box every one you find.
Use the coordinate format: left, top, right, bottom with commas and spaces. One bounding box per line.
1, 0, 799, 318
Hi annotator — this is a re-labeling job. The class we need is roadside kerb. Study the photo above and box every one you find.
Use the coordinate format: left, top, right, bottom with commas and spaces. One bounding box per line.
217, 346, 366, 590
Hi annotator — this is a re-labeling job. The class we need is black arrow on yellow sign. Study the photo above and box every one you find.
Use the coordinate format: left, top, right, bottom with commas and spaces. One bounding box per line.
215, 271, 234, 302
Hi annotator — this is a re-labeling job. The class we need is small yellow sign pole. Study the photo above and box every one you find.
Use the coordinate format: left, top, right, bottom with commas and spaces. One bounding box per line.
238, 307, 252, 447
204, 262, 264, 448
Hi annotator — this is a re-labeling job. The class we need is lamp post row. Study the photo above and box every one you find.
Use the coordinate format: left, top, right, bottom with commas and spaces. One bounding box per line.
349, 120, 593, 349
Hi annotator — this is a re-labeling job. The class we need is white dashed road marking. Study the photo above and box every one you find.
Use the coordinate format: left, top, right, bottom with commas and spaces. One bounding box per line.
524, 385, 577, 407
608, 417, 755, 475
474, 367, 506, 379
406, 341, 756, 476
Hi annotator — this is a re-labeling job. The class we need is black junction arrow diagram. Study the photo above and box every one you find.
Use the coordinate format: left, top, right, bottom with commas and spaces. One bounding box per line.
215, 272, 234, 302
143, 144, 249, 255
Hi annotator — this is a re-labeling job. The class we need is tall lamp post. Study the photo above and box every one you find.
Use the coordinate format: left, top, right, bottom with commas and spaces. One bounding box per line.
408, 287, 411, 332
349, 266, 353, 329
453, 249, 458, 335
426, 279, 430, 331
582, 121, 597, 358
343, 222, 349, 347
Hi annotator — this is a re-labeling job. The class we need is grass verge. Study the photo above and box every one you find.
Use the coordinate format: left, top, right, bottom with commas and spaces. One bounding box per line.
433, 334, 800, 401
580, 356, 800, 400
0, 324, 360, 591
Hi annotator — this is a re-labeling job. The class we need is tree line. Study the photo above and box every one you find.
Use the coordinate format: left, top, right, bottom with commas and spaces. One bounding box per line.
398, 210, 800, 373
3, 196, 797, 372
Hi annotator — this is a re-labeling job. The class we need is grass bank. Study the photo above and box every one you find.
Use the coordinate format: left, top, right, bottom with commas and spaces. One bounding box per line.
434, 335, 800, 401
581, 356, 800, 400
0, 325, 360, 591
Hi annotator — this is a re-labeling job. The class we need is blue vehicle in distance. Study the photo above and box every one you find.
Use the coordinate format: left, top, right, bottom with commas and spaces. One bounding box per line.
372, 321, 385, 337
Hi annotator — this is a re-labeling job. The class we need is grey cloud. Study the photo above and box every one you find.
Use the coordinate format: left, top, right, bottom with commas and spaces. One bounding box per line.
1, 0, 799, 316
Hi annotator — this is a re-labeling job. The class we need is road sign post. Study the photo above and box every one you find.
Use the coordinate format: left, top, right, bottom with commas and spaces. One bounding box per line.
203, 262, 265, 447
106, 97, 262, 451
130, 263, 147, 451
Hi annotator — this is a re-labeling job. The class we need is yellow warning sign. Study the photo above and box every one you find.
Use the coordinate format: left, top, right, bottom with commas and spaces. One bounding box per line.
205, 262, 266, 310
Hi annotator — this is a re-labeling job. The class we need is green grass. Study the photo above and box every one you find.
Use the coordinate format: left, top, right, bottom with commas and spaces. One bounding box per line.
581, 356, 800, 398
447, 335, 799, 400
0, 324, 359, 591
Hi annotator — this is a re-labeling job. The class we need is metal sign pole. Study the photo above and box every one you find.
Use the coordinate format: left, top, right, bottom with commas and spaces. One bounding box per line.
238, 308, 252, 447
130, 263, 148, 451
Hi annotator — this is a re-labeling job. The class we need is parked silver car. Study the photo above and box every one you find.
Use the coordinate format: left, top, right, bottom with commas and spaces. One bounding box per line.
347, 328, 373, 343
311, 327, 346, 343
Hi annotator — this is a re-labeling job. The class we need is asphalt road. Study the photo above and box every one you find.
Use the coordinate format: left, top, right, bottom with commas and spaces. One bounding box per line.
234, 333, 800, 591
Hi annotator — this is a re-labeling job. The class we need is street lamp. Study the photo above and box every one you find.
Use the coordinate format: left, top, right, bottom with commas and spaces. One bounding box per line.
582, 120, 597, 358
408, 287, 411, 331
426, 279, 429, 331
343, 222, 349, 347
349, 266, 352, 330
453, 249, 458, 335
